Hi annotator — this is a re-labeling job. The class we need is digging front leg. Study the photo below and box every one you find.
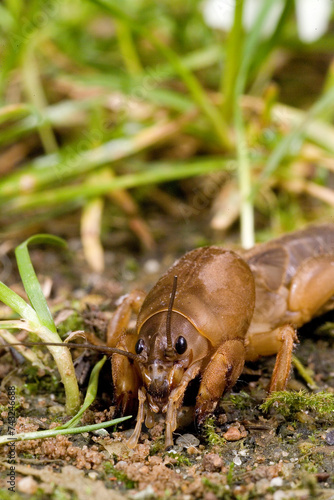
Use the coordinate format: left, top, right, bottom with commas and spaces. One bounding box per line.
127, 387, 147, 449
112, 341, 140, 415
107, 290, 146, 347
165, 362, 202, 448
195, 339, 245, 426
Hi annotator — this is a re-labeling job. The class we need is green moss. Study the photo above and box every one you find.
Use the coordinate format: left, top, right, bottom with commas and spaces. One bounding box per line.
316, 321, 334, 337
150, 435, 165, 455
203, 416, 226, 447
104, 462, 137, 489
166, 451, 192, 467
51, 487, 77, 500
0, 489, 23, 500
226, 462, 235, 487
227, 391, 252, 410
22, 365, 62, 396
260, 390, 334, 421
56, 311, 85, 339
202, 478, 232, 499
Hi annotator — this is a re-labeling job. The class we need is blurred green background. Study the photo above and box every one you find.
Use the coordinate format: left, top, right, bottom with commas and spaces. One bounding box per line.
1, 0, 334, 272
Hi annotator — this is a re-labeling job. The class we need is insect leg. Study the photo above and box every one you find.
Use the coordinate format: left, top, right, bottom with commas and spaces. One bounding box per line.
107, 290, 146, 347
127, 387, 147, 449
165, 361, 202, 448
267, 324, 298, 392
245, 324, 298, 392
112, 333, 141, 415
288, 254, 334, 323
195, 339, 245, 426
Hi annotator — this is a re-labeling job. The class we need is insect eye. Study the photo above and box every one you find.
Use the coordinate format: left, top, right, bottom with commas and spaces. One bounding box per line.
175, 336, 187, 355
135, 339, 145, 354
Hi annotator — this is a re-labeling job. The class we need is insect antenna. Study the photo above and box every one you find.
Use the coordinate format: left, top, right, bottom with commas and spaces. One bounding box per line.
1, 341, 140, 361
165, 275, 177, 358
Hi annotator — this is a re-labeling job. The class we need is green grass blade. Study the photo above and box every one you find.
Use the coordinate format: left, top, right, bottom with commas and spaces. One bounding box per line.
0, 328, 47, 368
0, 282, 38, 324
60, 356, 107, 429
4, 157, 236, 213
0, 319, 35, 330
15, 235, 67, 333
87, 0, 231, 149
0, 416, 132, 445
234, 0, 277, 247
0, 103, 31, 125
255, 84, 334, 192
222, 0, 244, 121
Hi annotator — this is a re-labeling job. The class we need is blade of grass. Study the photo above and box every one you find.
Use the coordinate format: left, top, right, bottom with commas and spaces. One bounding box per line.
222, 0, 244, 121
254, 84, 334, 194
115, 19, 142, 75
292, 355, 317, 390
3, 157, 237, 213
0, 328, 47, 368
0, 416, 131, 445
81, 198, 105, 273
0, 276, 80, 414
22, 47, 58, 154
0, 42, 222, 146
0, 282, 39, 325
88, 0, 231, 149
67, 43, 221, 104
15, 235, 67, 334
0, 320, 33, 330
0, 103, 31, 125
0, 113, 196, 199
59, 356, 107, 429
12, 234, 80, 414
0, 98, 104, 147
234, 0, 277, 247
248, 0, 293, 86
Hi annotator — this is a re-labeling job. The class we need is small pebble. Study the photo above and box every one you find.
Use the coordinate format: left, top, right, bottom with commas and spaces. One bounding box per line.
187, 445, 200, 455
325, 430, 334, 445
176, 433, 200, 449
93, 428, 109, 437
203, 492, 219, 500
144, 259, 160, 274
202, 453, 224, 472
273, 491, 286, 500
148, 456, 162, 466
132, 485, 156, 499
88, 471, 98, 480
270, 477, 283, 488
233, 455, 242, 466
255, 478, 270, 494
223, 426, 245, 441
48, 405, 65, 415
18, 476, 38, 495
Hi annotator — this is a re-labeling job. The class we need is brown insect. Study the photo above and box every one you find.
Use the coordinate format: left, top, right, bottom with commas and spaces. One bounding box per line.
5, 224, 334, 448
90, 223, 333, 448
